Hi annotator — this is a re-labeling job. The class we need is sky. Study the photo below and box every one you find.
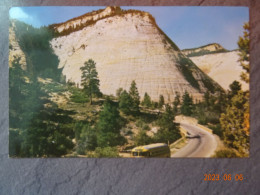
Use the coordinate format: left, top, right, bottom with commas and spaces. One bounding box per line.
9, 6, 249, 50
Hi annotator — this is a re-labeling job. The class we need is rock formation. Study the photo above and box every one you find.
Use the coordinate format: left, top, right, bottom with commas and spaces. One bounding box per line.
188, 50, 249, 90
182, 43, 227, 57
50, 6, 222, 102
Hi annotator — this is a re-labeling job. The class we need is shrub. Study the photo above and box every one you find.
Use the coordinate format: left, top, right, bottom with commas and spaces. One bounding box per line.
89, 147, 119, 157
213, 149, 239, 158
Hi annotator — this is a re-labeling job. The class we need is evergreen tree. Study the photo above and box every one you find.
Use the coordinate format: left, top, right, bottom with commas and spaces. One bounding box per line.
238, 22, 249, 84
228, 80, 242, 99
173, 92, 180, 114
158, 95, 165, 109
134, 130, 151, 146
97, 99, 126, 147
220, 23, 250, 156
142, 92, 152, 108
181, 91, 193, 116
155, 104, 181, 144
220, 91, 249, 156
76, 124, 97, 154
9, 57, 27, 128
80, 59, 101, 104
129, 80, 140, 114
116, 87, 123, 98
119, 90, 132, 115
21, 103, 75, 157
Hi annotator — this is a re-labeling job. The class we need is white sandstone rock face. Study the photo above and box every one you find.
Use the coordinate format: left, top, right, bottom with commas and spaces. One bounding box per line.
189, 51, 249, 90
54, 6, 120, 33
50, 9, 218, 102
9, 21, 27, 70
182, 43, 225, 56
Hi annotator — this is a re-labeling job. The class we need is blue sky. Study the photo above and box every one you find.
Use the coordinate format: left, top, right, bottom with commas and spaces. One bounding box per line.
9, 6, 248, 50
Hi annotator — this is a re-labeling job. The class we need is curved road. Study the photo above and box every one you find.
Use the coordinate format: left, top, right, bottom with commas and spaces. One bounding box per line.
172, 122, 217, 157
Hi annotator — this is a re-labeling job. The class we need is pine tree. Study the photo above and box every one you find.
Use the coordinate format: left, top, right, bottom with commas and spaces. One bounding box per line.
228, 80, 242, 100
80, 59, 101, 104
155, 104, 181, 144
238, 22, 249, 84
220, 22, 250, 156
220, 91, 249, 156
142, 92, 152, 108
181, 91, 193, 116
119, 90, 132, 115
97, 99, 125, 147
173, 92, 180, 114
158, 95, 165, 109
116, 87, 123, 98
129, 80, 140, 114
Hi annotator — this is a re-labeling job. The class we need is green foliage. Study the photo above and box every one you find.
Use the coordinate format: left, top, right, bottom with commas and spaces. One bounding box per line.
42, 82, 67, 93
228, 80, 241, 99
181, 91, 193, 116
213, 149, 239, 158
129, 80, 140, 114
13, 20, 61, 81
220, 91, 249, 156
76, 124, 97, 154
21, 105, 75, 157
89, 147, 119, 158
97, 98, 126, 147
186, 49, 228, 57
238, 22, 249, 83
158, 95, 165, 109
178, 57, 200, 90
208, 124, 223, 138
116, 87, 124, 98
134, 130, 152, 146
9, 57, 75, 157
119, 90, 132, 115
142, 92, 152, 108
201, 77, 216, 93
151, 101, 158, 109
9, 129, 22, 157
52, 7, 155, 38
135, 119, 150, 131
70, 88, 89, 104
154, 105, 181, 144
173, 92, 180, 114
80, 59, 101, 104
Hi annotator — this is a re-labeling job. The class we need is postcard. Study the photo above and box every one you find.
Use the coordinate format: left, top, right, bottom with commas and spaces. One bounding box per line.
9, 6, 249, 158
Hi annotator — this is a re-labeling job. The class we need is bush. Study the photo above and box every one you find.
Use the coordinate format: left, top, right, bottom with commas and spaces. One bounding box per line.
142, 124, 150, 131
89, 147, 119, 157
208, 124, 223, 138
213, 149, 239, 158
136, 119, 145, 128
134, 130, 152, 146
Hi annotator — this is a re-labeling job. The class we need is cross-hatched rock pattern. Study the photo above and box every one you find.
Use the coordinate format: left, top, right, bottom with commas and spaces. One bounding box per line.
50, 7, 221, 102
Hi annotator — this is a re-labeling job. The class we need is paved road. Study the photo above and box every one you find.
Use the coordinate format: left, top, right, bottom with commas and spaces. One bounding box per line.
172, 123, 217, 157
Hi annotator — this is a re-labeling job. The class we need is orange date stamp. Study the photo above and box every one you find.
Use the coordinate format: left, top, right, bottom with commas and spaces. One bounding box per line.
204, 174, 244, 181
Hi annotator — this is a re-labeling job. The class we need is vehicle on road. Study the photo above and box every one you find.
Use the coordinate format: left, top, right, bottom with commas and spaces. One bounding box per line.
131, 143, 170, 158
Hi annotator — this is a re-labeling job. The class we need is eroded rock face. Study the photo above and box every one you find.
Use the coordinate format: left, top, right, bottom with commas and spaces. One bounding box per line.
50, 7, 221, 102
189, 51, 249, 90
182, 43, 226, 56
9, 21, 27, 70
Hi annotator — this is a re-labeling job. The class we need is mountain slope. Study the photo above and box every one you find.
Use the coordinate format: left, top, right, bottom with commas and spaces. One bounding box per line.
189, 50, 248, 90
182, 43, 228, 57
50, 6, 222, 102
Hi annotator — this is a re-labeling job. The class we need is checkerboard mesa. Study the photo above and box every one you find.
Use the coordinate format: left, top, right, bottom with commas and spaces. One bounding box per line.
49, 6, 223, 103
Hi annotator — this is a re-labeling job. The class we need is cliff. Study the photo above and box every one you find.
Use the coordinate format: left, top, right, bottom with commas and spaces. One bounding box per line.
50, 7, 222, 102
189, 50, 248, 90
182, 43, 228, 57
